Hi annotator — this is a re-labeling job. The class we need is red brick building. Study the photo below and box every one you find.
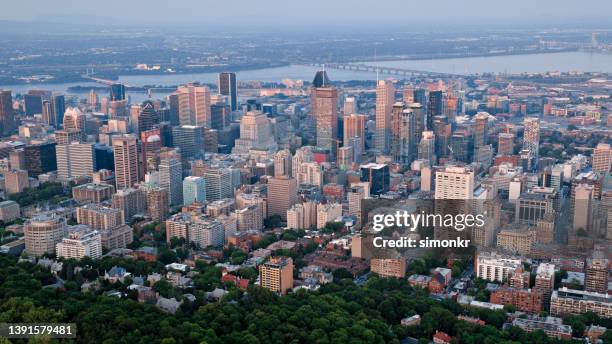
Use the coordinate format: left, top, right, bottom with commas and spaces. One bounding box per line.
490, 287, 544, 313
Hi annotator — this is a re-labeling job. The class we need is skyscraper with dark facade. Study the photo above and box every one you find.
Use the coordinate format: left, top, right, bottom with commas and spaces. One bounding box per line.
218, 72, 237, 111
52, 94, 66, 127
110, 84, 126, 101
427, 90, 443, 130
24, 94, 43, 116
24, 142, 57, 177
137, 100, 160, 134
0, 90, 15, 136
360, 163, 390, 196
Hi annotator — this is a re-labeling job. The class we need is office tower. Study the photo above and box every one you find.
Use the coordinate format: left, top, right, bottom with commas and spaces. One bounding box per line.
0, 90, 15, 136
76, 204, 123, 230
360, 163, 390, 196
267, 176, 298, 220
145, 185, 169, 222
56, 226, 102, 260
343, 96, 357, 115
473, 112, 489, 149
390, 103, 417, 164
52, 94, 65, 127
183, 176, 206, 205
140, 128, 161, 175
112, 188, 146, 222
112, 134, 140, 190
203, 128, 218, 153
343, 113, 366, 152
432, 115, 451, 160
210, 103, 231, 130
88, 89, 98, 108
375, 80, 395, 153
516, 188, 557, 226
42, 100, 54, 126
4, 169, 29, 194
498, 133, 515, 156
274, 149, 292, 177
523, 117, 540, 165
93, 144, 114, 171
413, 88, 427, 110
9, 148, 25, 170
259, 256, 294, 295
24, 213, 67, 257
24, 142, 57, 177
585, 252, 609, 294
172, 125, 205, 159
56, 142, 95, 179
167, 93, 180, 126
138, 100, 160, 134
450, 132, 469, 163
218, 72, 237, 111
24, 93, 43, 116
203, 166, 234, 201
291, 146, 314, 178
403, 85, 414, 103
427, 90, 443, 129
159, 157, 183, 206
592, 143, 611, 174
311, 71, 338, 152
534, 263, 555, 309
572, 183, 594, 232
418, 131, 436, 163
110, 83, 126, 101
337, 146, 353, 169
410, 102, 425, 140
63, 107, 86, 141
232, 111, 277, 154
176, 83, 211, 127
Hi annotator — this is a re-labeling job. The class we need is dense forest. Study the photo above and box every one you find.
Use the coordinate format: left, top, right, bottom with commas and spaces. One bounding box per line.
0, 255, 610, 344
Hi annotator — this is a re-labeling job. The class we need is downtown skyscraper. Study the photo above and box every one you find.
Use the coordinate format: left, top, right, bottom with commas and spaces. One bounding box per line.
218, 72, 237, 111
311, 71, 338, 153
523, 117, 540, 165
176, 83, 211, 127
375, 80, 395, 154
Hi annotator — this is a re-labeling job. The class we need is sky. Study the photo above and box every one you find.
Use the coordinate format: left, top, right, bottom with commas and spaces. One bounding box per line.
1, 0, 611, 28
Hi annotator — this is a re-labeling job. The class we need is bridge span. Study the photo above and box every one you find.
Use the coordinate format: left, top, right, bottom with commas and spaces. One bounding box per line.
306, 63, 463, 79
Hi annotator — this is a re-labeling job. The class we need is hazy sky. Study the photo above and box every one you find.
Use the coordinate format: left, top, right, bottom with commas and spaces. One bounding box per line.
2, 0, 611, 27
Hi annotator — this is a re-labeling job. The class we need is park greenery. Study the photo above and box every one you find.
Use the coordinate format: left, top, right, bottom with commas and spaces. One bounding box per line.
0, 254, 610, 343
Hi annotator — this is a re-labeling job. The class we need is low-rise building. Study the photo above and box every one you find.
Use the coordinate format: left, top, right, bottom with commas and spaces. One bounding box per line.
550, 287, 612, 318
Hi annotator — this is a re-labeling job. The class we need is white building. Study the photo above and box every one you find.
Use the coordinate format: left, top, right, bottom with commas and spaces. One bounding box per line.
56, 225, 102, 259
475, 251, 522, 283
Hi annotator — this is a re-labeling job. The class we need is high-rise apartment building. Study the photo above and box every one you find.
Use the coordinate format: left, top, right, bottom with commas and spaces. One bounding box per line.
371, 258, 406, 278
56, 226, 102, 260
111, 187, 146, 222
218, 72, 237, 111
112, 134, 140, 190
498, 132, 515, 156
24, 213, 67, 257
390, 102, 417, 163
76, 204, 124, 230
375, 80, 395, 153
585, 252, 609, 295
259, 256, 294, 295
343, 113, 366, 153
144, 185, 169, 222
434, 166, 475, 199
274, 149, 292, 177
523, 117, 540, 166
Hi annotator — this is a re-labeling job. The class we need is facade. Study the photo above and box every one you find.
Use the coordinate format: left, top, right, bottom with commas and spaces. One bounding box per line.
72, 183, 115, 203
523, 117, 540, 164
159, 158, 183, 206
172, 125, 205, 159
343, 113, 366, 152
585, 253, 609, 294
176, 83, 211, 127
490, 287, 544, 313
435, 166, 475, 199
259, 256, 294, 295
218, 72, 237, 111
76, 204, 124, 230
202, 166, 233, 201
591, 143, 611, 174
111, 187, 146, 222
360, 163, 389, 196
